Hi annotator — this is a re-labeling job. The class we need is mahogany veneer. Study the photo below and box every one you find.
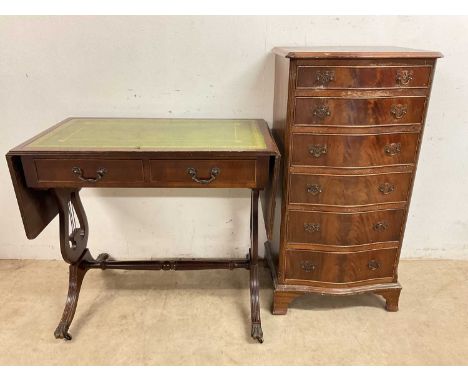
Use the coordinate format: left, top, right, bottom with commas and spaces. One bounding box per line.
267, 47, 442, 314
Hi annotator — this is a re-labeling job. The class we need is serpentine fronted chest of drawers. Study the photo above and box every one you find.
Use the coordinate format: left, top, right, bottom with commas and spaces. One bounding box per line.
266, 47, 442, 314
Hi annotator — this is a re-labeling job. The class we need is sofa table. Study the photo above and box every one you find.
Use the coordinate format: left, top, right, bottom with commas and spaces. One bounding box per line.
6, 117, 280, 343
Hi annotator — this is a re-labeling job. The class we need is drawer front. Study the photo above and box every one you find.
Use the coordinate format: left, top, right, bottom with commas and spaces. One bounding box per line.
289, 172, 413, 206
291, 133, 419, 167
294, 97, 426, 126
284, 249, 397, 284
296, 66, 432, 89
287, 209, 405, 246
32, 158, 144, 186
150, 159, 257, 187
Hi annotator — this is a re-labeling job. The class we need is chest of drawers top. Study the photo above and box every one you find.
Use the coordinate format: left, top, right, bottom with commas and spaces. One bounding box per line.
272, 46, 443, 59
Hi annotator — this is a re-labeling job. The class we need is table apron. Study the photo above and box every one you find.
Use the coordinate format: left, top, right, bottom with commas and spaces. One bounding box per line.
21, 156, 271, 189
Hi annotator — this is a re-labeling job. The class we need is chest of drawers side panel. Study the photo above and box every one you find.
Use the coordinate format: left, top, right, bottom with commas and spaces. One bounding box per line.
272, 55, 296, 283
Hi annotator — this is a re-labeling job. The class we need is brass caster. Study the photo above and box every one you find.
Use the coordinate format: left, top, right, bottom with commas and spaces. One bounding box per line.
251, 323, 264, 344
54, 325, 72, 341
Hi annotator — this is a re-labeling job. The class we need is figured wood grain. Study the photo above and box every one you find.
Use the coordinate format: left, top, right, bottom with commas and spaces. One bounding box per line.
296, 65, 431, 89
284, 248, 397, 285
294, 97, 426, 126
290, 132, 419, 167
288, 172, 413, 206
286, 209, 406, 247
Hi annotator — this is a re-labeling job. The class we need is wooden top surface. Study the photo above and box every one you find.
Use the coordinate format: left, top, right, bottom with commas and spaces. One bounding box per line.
18, 118, 277, 153
272, 46, 443, 59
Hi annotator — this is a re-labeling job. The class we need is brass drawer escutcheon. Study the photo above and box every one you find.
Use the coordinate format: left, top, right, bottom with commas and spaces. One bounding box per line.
315, 70, 335, 85
396, 70, 414, 86
373, 221, 389, 232
384, 142, 401, 156
306, 184, 322, 196
390, 104, 408, 119
368, 259, 380, 271
304, 223, 320, 233
312, 105, 331, 120
308, 144, 328, 158
378, 182, 395, 195
300, 260, 316, 272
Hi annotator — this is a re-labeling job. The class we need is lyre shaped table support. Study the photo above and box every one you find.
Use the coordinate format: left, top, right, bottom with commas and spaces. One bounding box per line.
52, 188, 264, 343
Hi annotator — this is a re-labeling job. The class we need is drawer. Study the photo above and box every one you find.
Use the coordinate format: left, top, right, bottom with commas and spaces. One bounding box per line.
294, 97, 426, 126
289, 172, 413, 206
290, 133, 419, 167
287, 209, 405, 246
30, 158, 144, 187
296, 66, 432, 89
150, 159, 257, 187
284, 249, 397, 284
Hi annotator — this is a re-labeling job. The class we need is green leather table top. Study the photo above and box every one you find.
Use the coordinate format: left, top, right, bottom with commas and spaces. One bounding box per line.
26, 118, 268, 151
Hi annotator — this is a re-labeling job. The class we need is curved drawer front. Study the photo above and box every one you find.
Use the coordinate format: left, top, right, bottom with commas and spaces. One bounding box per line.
294, 97, 426, 126
31, 158, 144, 187
284, 249, 397, 284
289, 172, 413, 206
287, 209, 405, 246
296, 66, 432, 89
291, 133, 419, 167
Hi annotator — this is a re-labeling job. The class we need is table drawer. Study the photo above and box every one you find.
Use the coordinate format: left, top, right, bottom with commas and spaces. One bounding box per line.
284, 249, 397, 284
296, 66, 431, 89
150, 159, 257, 187
291, 133, 419, 167
294, 97, 426, 126
289, 172, 413, 206
30, 158, 144, 187
287, 209, 405, 247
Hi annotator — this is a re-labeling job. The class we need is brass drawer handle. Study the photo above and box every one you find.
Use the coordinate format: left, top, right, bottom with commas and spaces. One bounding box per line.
378, 183, 395, 195
306, 184, 322, 196
396, 70, 414, 86
390, 104, 408, 119
309, 144, 328, 158
304, 223, 320, 233
368, 259, 380, 271
72, 167, 107, 183
315, 70, 335, 85
312, 105, 331, 120
300, 260, 316, 272
187, 167, 220, 184
384, 142, 401, 156
373, 221, 388, 231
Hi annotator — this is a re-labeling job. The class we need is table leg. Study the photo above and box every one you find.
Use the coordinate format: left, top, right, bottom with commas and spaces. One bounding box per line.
250, 189, 263, 343
53, 189, 94, 340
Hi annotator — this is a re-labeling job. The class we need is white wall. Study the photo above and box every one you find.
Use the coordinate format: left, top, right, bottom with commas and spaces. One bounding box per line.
1, 16, 467, 260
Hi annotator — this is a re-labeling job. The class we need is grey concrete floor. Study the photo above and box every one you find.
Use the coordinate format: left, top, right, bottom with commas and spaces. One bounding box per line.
0, 259, 467, 365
